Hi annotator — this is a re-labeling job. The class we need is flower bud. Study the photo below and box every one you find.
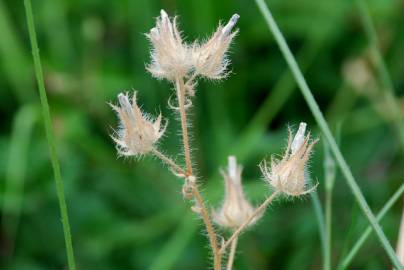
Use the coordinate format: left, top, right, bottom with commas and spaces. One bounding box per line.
192, 14, 239, 79
260, 122, 318, 196
110, 91, 167, 157
146, 10, 192, 80
213, 156, 257, 229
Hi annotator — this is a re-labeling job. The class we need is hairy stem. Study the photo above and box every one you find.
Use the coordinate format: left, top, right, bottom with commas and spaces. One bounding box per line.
151, 148, 185, 176
226, 237, 238, 270
255, 0, 402, 268
175, 77, 193, 176
24, 1, 76, 269
174, 76, 221, 270
220, 191, 280, 253
192, 187, 221, 270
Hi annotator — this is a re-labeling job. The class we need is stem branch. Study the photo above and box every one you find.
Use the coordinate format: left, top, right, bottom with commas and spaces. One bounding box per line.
151, 148, 185, 176
226, 237, 238, 270
220, 191, 280, 253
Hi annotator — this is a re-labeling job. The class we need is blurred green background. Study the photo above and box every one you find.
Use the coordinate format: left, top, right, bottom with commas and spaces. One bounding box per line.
0, 0, 403, 269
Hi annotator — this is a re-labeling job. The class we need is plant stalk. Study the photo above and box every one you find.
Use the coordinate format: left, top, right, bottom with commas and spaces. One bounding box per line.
24, 1, 76, 269
226, 237, 238, 270
324, 140, 336, 270
220, 191, 280, 253
174, 76, 221, 270
151, 148, 185, 176
175, 77, 193, 176
338, 184, 404, 269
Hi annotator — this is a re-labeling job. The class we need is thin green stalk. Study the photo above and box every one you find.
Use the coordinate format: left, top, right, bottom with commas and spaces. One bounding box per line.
2, 105, 37, 256
0, 1, 33, 102
254, 0, 403, 268
356, 0, 404, 152
324, 140, 337, 270
338, 184, 404, 270
310, 190, 326, 261
24, 1, 76, 269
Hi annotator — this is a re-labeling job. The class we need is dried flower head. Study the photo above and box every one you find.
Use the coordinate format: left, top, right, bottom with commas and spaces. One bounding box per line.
260, 123, 318, 196
192, 14, 239, 79
110, 91, 167, 157
213, 156, 256, 229
146, 10, 191, 80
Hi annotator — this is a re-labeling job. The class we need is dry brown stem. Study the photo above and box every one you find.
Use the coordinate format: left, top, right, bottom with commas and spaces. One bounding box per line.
174, 76, 221, 270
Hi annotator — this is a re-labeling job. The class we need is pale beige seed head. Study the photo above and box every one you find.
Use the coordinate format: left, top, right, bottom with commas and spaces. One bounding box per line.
260, 122, 318, 196
213, 156, 257, 229
192, 14, 239, 79
110, 91, 167, 157
146, 10, 192, 80
342, 57, 373, 93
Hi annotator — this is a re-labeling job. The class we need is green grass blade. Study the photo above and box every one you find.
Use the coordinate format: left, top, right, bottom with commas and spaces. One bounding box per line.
24, 1, 76, 269
338, 184, 404, 270
323, 140, 337, 270
310, 190, 326, 262
355, 0, 404, 152
254, 0, 403, 268
1, 105, 38, 256
0, 1, 33, 102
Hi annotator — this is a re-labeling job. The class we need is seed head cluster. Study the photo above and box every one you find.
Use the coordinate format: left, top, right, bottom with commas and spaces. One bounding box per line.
109, 10, 321, 270
146, 9, 239, 82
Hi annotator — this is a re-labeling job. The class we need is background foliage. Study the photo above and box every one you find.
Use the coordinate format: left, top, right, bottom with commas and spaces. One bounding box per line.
0, 0, 403, 269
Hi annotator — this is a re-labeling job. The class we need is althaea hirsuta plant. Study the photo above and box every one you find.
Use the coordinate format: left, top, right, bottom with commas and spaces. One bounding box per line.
109, 10, 318, 270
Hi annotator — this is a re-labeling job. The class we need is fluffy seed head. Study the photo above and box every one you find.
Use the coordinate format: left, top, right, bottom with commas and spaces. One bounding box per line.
213, 156, 257, 229
146, 10, 192, 80
192, 14, 239, 79
260, 123, 318, 196
110, 91, 167, 157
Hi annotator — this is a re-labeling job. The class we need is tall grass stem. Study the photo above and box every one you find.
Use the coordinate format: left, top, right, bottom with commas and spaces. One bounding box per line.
2, 105, 37, 255
254, 0, 402, 268
324, 140, 337, 270
338, 184, 404, 269
24, 1, 76, 269
310, 191, 326, 261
